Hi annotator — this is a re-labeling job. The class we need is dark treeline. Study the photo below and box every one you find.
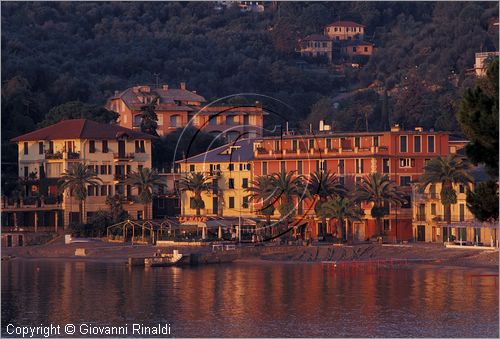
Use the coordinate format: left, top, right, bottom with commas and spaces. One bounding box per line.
1, 2, 498, 177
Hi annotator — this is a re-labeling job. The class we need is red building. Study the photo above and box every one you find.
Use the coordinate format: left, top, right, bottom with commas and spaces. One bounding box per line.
251, 125, 450, 241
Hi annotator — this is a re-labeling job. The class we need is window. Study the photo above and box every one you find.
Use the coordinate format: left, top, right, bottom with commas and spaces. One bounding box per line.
274, 140, 280, 152
338, 160, 345, 174
242, 178, 248, 188
38, 142, 44, 155
101, 186, 107, 196
24, 166, 29, 178
355, 176, 362, 186
292, 140, 297, 151
170, 115, 180, 127
364, 46, 368, 52
431, 203, 436, 215
108, 165, 112, 175
48, 141, 54, 154
243, 115, 249, 125
102, 140, 109, 153
459, 185, 465, 193
280, 161, 286, 173
319, 160, 327, 171
384, 219, 390, 232
137, 211, 143, 220
88, 185, 95, 196
189, 164, 195, 172
100, 165, 107, 175
262, 162, 267, 175
309, 139, 314, 149
89, 140, 96, 153
189, 197, 196, 209
138, 165, 143, 172
339, 176, 345, 185
459, 204, 465, 222
355, 137, 360, 148
242, 196, 249, 209
373, 136, 379, 147
352, 47, 357, 52
115, 185, 124, 195
326, 139, 332, 150
228, 164, 234, 171
399, 158, 414, 168
414, 136, 421, 153
209, 116, 217, 126
428, 136, 435, 153
23, 142, 28, 155
355, 159, 363, 174
135, 140, 145, 153
400, 176, 411, 186
383, 159, 390, 173
228, 178, 235, 189
226, 115, 237, 125
229, 197, 235, 209
297, 161, 302, 174
400, 136, 407, 152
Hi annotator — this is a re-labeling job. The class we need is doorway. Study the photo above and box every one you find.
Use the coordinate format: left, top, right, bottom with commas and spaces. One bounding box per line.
417, 225, 425, 242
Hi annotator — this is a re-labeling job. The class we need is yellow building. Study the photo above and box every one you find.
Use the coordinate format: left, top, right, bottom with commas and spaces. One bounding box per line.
4, 119, 155, 230
411, 168, 498, 247
298, 34, 333, 62
324, 21, 365, 41
177, 139, 254, 218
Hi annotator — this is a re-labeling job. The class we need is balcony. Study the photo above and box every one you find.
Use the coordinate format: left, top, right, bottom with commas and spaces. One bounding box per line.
416, 213, 426, 221
67, 151, 80, 160
113, 153, 135, 161
114, 173, 127, 181
45, 152, 63, 160
2, 196, 62, 210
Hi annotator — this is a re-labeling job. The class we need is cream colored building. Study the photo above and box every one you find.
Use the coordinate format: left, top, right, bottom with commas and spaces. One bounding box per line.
5, 119, 155, 230
324, 21, 365, 41
411, 174, 498, 246
474, 51, 499, 76
177, 139, 254, 218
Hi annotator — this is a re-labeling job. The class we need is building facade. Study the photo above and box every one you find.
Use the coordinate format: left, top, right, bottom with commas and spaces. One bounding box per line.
298, 34, 333, 62
324, 21, 365, 41
250, 125, 450, 241
411, 173, 498, 246
3, 119, 154, 233
177, 139, 255, 218
474, 51, 499, 76
106, 84, 267, 141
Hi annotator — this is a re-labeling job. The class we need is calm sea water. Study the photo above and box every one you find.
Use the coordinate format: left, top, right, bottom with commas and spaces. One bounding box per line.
1, 259, 498, 338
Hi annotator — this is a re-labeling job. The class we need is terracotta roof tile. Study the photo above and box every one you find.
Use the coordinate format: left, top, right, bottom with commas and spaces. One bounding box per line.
326, 21, 365, 28
11, 119, 156, 142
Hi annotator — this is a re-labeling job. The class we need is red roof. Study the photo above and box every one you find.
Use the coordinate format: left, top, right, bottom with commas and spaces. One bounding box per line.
326, 21, 364, 28
11, 119, 156, 142
302, 34, 331, 42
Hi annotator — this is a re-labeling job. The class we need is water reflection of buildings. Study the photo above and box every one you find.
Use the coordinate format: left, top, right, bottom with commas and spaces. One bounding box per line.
2, 262, 498, 337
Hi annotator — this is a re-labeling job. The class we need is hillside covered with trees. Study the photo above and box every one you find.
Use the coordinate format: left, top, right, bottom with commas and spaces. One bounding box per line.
2, 1, 498, 184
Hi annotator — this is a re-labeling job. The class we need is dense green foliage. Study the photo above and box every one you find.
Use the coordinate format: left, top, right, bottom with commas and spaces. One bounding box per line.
1, 2, 498, 189
457, 60, 499, 177
466, 181, 499, 222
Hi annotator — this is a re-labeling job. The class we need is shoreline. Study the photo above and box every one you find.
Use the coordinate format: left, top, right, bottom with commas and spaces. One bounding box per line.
2, 240, 498, 271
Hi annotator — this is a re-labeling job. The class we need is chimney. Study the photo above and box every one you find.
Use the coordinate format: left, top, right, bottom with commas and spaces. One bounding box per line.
162, 84, 169, 90
114, 90, 119, 96
390, 124, 400, 132
319, 120, 324, 131
180, 82, 186, 90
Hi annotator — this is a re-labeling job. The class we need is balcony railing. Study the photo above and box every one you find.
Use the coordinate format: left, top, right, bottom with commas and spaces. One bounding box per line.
2, 196, 62, 209
113, 153, 135, 160
416, 213, 426, 221
67, 151, 80, 160
45, 152, 63, 160
114, 173, 127, 181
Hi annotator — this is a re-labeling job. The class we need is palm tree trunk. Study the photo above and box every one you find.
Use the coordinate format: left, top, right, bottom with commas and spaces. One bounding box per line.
376, 217, 382, 237
196, 208, 200, 216
79, 200, 83, 224
444, 203, 451, 224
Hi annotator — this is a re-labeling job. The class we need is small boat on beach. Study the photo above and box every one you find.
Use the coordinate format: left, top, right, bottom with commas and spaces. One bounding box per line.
144, 250, 188, 267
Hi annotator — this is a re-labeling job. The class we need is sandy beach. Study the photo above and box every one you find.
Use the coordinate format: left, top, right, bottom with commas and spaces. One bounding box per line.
2, 237, 498, 270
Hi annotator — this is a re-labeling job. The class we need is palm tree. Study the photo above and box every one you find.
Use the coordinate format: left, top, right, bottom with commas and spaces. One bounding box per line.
355, 172, 406, 237
323, 197, 364, 242
126, 168, 163, 220
246, 175, 276, 235
271, 170, 307, 232
177, 172, 211, 216
106, 194, 127, 223
59, 163, 102, 224
419, 154, 472, 224
307, 170, 346, 237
